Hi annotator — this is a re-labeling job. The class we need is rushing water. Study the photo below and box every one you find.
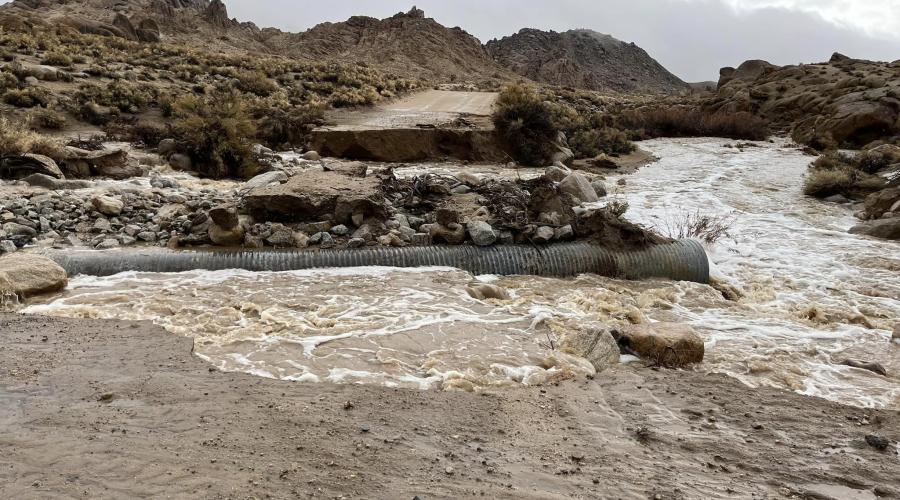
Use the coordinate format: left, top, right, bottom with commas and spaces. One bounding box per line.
22, 138, 900, 408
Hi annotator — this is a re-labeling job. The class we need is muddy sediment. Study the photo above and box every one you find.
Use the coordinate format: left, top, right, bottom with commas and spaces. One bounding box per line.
1, 313, 898, 499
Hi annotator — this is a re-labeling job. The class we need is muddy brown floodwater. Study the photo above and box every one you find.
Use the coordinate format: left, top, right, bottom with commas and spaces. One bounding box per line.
1, 314, 898, 499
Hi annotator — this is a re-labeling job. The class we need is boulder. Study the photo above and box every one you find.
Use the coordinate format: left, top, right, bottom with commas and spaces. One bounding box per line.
241, 171, 288, 191
558, 324, 620, 373
265, 224, 296, 248
157, 138, 177, 156
243, 170, 386, 224
533, 226, 554, 243
0, 154, 64, 180
91, 195, 124, 216
465, 283, 510, 301
558, 172, 599, 204
168, 153, 193, 171
208, 205, 240, 230
209, 223, 245, 246
544, 165, 569, 182
426, 222, 466, 245
612, 323, 704, 367
467, 221, 496, 246
862, 187, 900, 219
20, 173, 93, 190
849, 218, 900, 240
0, 253, 67, 298
63, 147, 139, 179
302, 151, 321, 161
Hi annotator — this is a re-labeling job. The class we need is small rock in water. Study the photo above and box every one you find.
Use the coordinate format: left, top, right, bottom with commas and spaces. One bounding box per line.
840, 359, 887, 376
865, 434, 890, 451
892, 324, 899, 343
302, 150, 320, 161
466, 283, 510, 301
0, 240, 16, 254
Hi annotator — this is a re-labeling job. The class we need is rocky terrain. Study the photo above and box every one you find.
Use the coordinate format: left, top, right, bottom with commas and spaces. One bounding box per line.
487, 29, 690, 95
0, 1, 691, 94
708, 53, 900, 149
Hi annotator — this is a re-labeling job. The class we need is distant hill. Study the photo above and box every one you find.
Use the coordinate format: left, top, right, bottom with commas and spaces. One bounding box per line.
486, 28, 689, 94
1, 2, 686, 93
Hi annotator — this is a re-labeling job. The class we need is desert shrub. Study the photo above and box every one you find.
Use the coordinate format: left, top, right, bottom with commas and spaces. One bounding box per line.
129, 121, 169, 146
855, 150, 892, 174
29, 108, 66, 130
803, 168, 856, 197
569, 126, 635, 158
172, 90, 259, 179
73, 81, 157, 113
655, 210, 735, 244
620, 107, 770, 141
0, 117, 65, 160
41, 52, 72, 67
3, 86, 50, 108
328, 85, 380, 107
492, 84, 558, 166
0, 71, 19, 92
254, 101, 326, 148
231, 69, 278, 97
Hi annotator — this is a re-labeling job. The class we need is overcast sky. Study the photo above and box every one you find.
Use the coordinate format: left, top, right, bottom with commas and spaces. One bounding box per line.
222, 0, 900, 82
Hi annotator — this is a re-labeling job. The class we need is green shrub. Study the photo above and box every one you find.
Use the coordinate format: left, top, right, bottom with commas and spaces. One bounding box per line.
620, 107, 770, 141
803, 168, 855, 197
3, 86, 50, 108
232, 69, 278, 97
0, 117, 65, 161
41, 52, 72, 67
172, 90, 260, 179
30, 108, 66, 129
569, 127, 635, 158
492, 84, 558, 166
255, 101, 326, 148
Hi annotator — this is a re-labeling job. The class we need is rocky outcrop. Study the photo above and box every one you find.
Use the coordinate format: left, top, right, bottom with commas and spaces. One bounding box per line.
203, 0, 231, 29
62, 147, 141, 179
707, 55, 900, 148
0, 154, 64, 180
612, 323, 704, 367
486, 29, 689, 94
0, 253, 67, 298
242, 170, 387, 225
260, 7, 505, 81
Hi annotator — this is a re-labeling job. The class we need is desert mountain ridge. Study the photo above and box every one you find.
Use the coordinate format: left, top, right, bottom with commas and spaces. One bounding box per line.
0, 0, 690, 93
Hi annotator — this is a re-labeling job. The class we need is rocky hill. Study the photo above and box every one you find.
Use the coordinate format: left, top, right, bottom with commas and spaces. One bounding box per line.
1, 2, 690, 92
486, 29, 689, 94
0, 2, 509, 82
706, 53, 900, 148
260, 7, 508, 81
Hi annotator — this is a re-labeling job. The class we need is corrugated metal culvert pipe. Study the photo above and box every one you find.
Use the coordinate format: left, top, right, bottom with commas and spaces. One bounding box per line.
48, 240, 710, 283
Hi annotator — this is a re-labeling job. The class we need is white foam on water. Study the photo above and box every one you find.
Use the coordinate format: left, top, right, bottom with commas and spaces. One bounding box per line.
20, 138, 900, 407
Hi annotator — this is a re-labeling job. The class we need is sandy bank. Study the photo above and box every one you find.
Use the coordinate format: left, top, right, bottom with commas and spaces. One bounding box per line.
1, 313, 897, 499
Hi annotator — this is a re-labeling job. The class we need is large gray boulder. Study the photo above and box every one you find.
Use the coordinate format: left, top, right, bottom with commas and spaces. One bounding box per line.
0, 253, 68, 299
243, 170, 386, 224
467, 221, 497, 246
558, 324, 620, 373
558, 172, 599, 204
0, 154, 64, 180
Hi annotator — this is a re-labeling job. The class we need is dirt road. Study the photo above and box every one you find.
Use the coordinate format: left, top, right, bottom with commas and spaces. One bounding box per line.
1, 313, 898, 499
324, 90, 498, 130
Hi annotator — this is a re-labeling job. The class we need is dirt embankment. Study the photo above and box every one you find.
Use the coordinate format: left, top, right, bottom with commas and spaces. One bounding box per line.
1, 313, 897, 499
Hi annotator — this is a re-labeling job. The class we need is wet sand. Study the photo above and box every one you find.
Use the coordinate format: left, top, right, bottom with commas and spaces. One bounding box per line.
2, 313, 897, 499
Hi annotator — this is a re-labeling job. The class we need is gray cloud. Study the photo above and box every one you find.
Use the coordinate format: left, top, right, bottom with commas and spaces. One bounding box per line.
223, 0, 900, 82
